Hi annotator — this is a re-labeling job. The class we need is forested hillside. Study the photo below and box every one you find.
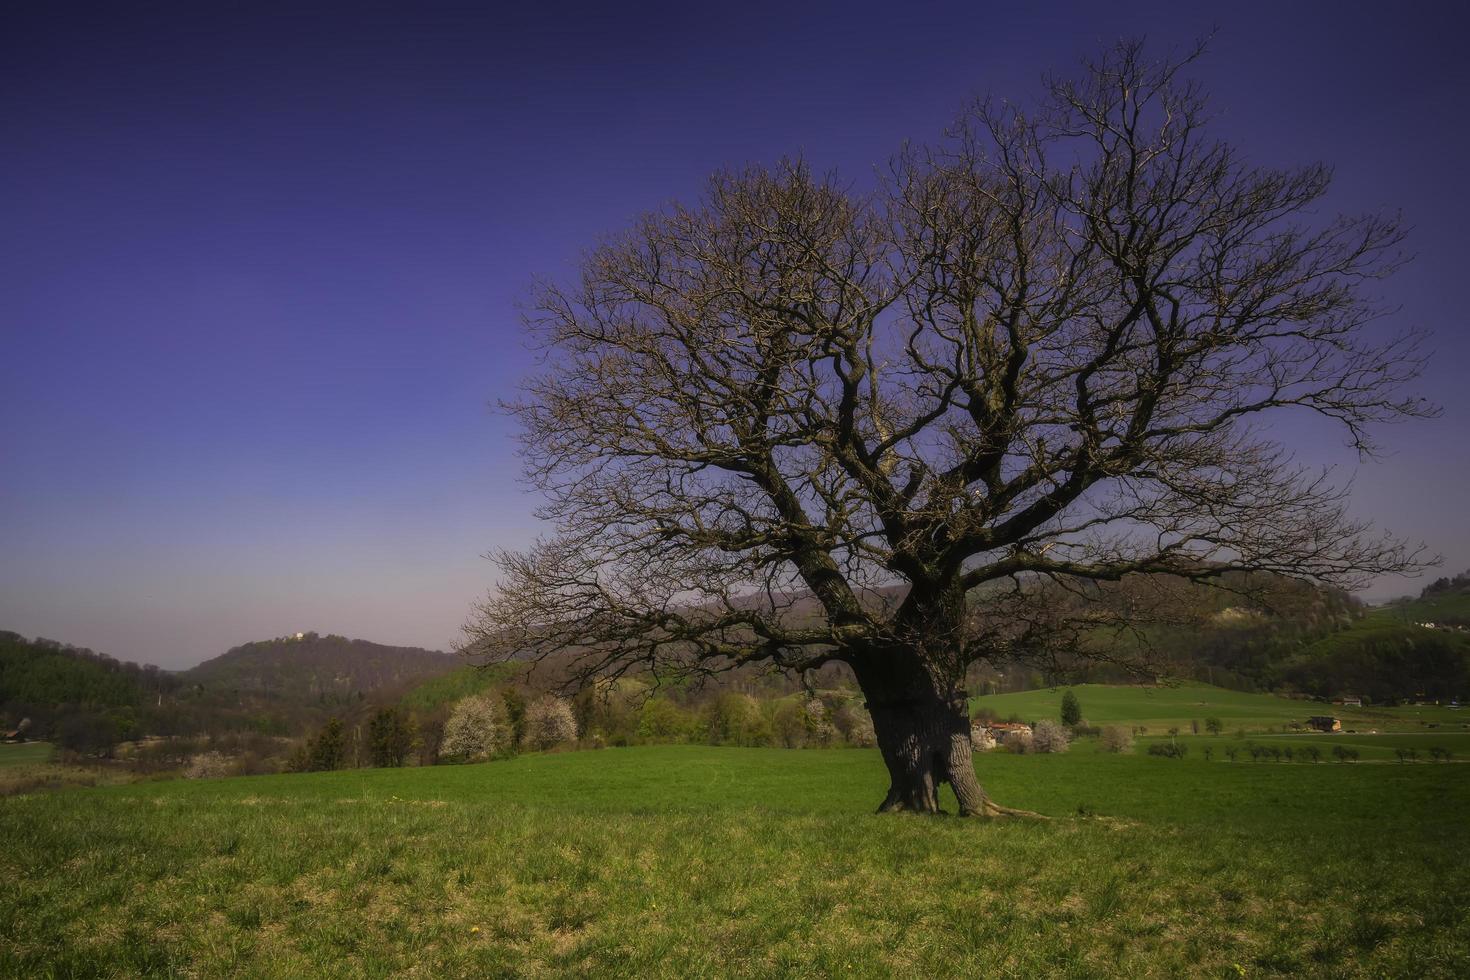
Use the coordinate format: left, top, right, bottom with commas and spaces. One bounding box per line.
181, 633, 458, 700
0, 632, 177, 753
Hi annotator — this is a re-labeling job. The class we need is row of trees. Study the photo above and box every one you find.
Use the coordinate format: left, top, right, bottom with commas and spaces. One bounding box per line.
279, 687, 884, 774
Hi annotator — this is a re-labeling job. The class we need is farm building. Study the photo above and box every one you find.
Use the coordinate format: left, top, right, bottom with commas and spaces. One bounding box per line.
1306, 716, 1341, 732
984, 721, 1034, 744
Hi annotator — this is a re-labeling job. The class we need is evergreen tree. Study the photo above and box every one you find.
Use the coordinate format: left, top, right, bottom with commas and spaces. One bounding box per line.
368, 707, 415, 767
1060, 690, 1082, 727
308, 717, 346, 771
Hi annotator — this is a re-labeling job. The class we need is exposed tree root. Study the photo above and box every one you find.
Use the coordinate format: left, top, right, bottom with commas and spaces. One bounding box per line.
971, 801, 1049, 820
876, 799, 1050, 820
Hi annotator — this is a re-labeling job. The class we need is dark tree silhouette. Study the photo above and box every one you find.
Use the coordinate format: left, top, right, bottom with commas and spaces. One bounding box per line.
466, 41, 1432, 815
1060, 690, 1082, 727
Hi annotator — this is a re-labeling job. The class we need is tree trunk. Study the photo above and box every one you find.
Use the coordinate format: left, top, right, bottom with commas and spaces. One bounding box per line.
853, 650, 1042, 819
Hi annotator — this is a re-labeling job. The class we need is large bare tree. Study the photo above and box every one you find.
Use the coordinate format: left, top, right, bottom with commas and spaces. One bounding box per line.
466, 42, 1432, 815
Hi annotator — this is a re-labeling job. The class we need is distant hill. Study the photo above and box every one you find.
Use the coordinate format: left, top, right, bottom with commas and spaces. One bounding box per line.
0, 631, 175, 711
0, 631, 180, 749
1274, 590, 1470, 703
181, 632, 460, 702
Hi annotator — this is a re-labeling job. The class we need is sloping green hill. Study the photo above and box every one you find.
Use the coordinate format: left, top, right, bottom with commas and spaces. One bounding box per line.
398, 662, 524, 712
182, 633, 459, 701
1276, 596, 1470, 702
0, 632, 171, 709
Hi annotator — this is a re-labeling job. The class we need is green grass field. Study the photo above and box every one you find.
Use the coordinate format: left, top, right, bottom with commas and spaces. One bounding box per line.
1149, 731, 1470, 762
3, 745, 1468, 977
0, 742, 52, 768
972, 682, 1469, 733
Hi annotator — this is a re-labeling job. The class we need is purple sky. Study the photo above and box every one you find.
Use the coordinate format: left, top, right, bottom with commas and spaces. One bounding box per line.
2, 1, 1466, 669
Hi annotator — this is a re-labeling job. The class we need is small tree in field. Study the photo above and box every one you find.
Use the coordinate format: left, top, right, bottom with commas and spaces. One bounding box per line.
1060, 691, 1082, 727
1205, 717, 1223, 736
1032, 719, 1070, 753
291, 717, 346, 772
368, 707, 415, 768
313, 718, 346, 771
441, 695, 503, 762
1099, 725, 1133, 753
523, 696, 578, 751
465, 40, 1431, 816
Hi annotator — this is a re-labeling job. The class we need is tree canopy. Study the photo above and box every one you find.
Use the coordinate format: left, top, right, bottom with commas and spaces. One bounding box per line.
467, 40, 1432, 814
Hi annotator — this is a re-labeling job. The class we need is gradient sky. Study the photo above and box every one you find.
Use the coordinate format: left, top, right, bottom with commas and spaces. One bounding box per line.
2, 1, 1466, 668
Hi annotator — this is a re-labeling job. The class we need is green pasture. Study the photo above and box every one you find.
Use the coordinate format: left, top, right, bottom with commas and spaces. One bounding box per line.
3, 745, 1468, 977
0, 742, 52, 768
972, 682, 1469, 733
1144, 731, 1470, 763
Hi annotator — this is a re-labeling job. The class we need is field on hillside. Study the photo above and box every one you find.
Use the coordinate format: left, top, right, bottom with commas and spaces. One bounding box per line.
972, 682, 1470, 733
0, 742, 51, 768
1150, 731, 1470, 762
3, 746, 1468, 977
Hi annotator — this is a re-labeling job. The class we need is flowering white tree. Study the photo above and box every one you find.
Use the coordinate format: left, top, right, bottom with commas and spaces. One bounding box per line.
1032, 719, 1071, 753
441, 695, 503, 761
522, 696, 579, 751
1099, 726, 1135, 753
969, 724, 996, 752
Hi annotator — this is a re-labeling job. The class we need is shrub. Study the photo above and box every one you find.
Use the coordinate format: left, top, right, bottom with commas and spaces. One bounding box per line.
183, 752, 231, 779
1332, 745, 1359, 763
1146, 742, 1188, 759
1099, 726, 1133, 753
802, 697, 837, 746
772, 701, 808, 747
523, 696, 579, 750
831, 702, 874, 748
635, 697, 692, 742
705, 693, 770, 746
1003, 728, 1034, 754
1032, 719, 1070, 753
441, 695, 503, 762
500, 687, 527, 747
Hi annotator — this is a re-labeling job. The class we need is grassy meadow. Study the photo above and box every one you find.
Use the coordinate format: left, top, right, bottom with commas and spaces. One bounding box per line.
3, 744, 1469, 978
972, 682, 1469, 733
0, 741, 52, 768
